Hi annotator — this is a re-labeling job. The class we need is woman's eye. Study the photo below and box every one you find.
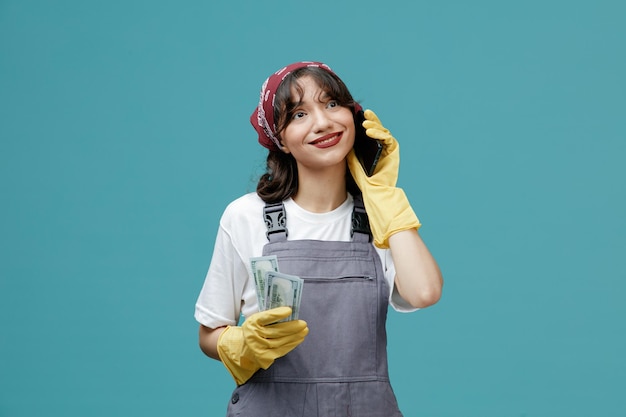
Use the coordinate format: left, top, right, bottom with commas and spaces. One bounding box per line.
292, 111, 305, 120
327, 100, 338, 108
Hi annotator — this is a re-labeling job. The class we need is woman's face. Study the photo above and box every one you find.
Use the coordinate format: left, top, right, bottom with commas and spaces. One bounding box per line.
280, 76, 355, 174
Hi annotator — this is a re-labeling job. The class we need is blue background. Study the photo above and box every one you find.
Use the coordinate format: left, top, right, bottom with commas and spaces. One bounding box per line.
1, 1, 624, 416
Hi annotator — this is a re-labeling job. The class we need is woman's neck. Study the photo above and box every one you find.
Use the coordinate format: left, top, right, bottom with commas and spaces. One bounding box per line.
292, 165, 348, 213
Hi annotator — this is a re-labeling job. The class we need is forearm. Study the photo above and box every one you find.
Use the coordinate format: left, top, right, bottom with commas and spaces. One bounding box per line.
199, 325, 226, 361
389, 229, 443, 308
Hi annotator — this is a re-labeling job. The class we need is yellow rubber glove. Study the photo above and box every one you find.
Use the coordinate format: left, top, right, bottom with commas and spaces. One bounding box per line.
217, 306, 309, 385
348, 109, 421, 248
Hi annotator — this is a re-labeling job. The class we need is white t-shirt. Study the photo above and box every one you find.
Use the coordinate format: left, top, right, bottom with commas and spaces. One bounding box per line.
194, 192, 416, 329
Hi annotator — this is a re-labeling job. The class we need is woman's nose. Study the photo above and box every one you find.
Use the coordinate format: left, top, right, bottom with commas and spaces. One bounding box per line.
311, 109, 332, 132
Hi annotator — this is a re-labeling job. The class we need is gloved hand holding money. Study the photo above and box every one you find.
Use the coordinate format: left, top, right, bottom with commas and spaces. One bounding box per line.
217, 306, 308, 385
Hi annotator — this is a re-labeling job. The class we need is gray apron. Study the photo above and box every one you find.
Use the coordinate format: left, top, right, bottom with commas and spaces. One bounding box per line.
226, 196, 403, 417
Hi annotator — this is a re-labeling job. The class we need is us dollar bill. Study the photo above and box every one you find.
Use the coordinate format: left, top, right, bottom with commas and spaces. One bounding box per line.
250, 255, 279, 311
265, 271, 304, 321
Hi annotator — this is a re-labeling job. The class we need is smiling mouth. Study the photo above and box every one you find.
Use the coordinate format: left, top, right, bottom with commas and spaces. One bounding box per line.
310, 132, 342, 148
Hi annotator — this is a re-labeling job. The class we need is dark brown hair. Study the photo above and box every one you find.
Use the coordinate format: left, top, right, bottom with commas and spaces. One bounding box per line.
256, 66, 360, 203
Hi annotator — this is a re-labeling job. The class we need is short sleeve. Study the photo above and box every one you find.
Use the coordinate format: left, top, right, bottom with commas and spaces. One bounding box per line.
194, 225, 248, 328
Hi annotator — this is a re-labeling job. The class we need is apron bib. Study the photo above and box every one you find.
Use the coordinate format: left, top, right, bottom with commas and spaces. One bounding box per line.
226, 197, 403, 417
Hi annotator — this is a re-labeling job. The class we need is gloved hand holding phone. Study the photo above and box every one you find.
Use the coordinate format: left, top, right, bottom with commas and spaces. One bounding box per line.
217, 306, 309, 385
348, 109, 421, 248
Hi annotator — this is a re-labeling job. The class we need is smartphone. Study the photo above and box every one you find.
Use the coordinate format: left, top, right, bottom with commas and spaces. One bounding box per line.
353, 110, 383, 176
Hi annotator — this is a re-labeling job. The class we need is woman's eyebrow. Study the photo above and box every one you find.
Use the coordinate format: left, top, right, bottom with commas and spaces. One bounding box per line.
291, 98, 305, 109
315, 91, 332, 102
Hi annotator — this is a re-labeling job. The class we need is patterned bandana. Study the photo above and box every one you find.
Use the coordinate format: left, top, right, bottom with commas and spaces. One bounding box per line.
250, 61, 359, 151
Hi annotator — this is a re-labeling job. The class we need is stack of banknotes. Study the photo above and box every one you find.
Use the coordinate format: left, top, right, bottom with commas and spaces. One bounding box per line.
250, 255, 303, 321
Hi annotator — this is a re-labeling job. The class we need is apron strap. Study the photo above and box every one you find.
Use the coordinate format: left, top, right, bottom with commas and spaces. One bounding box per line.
351, 195, 371, 243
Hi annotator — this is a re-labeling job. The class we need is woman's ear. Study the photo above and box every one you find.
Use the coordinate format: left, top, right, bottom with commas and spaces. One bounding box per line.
279, 140, 291, 154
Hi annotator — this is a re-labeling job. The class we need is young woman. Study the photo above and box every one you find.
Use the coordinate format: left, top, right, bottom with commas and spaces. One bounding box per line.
195, 61, 443, 416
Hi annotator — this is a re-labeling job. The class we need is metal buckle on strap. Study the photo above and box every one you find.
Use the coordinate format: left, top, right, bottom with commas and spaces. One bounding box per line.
264, 202, 288, 240
351, 204, 371, 238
